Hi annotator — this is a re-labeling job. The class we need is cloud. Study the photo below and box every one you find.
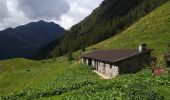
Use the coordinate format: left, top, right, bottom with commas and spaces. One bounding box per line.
0, 0, 103, 30
57, 0, 103, 29
18, 0, 70, 20
0, 0, 30, 30
0, 0, 9, 21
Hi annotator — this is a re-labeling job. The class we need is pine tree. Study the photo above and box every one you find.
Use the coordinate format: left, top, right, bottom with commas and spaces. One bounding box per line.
67, 51, 73, 61
81, 44, 86, 52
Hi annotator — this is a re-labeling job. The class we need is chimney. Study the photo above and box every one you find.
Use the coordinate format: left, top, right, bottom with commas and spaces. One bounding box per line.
139, 43, 147, 52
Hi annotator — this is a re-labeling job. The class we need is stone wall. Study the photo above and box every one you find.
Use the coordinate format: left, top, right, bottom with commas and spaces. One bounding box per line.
105, 64, 119, 77
82, 58, 88, 65
114, 51, 152, 74
81, 51, 151, 77
90, 60, 119, 77
82, 58, 85, 63
92, 60, 95, 68
98, 61, 105, 73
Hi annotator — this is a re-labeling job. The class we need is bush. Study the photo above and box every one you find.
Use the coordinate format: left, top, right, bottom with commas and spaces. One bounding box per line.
123, 83, 164, 100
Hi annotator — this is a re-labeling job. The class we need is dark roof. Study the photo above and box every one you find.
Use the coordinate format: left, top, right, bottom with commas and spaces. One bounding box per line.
81, 49, 152, 64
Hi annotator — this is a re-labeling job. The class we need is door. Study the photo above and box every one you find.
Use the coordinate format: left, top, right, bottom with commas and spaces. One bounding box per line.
88, 59, 92, 65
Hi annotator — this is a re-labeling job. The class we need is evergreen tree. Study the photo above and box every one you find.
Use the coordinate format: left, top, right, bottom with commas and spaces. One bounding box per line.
67, 51, 73, 61
41, 0, 168, 59
81, 43, 86, 52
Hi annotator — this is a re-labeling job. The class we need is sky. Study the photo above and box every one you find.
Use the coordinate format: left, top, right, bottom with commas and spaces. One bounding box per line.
0, 0, 103, 30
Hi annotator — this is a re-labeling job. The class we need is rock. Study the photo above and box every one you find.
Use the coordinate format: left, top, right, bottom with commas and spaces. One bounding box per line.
26, 69, 31, 72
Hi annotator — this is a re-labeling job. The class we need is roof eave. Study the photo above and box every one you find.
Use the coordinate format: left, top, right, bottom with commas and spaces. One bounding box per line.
81, 49, 153, 64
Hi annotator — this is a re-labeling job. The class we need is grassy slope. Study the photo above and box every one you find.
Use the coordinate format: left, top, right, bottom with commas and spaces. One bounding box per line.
74, 0, 170, 58
0, 1, 170, 100
52, 1, 170, 99
0, 58, 73, 96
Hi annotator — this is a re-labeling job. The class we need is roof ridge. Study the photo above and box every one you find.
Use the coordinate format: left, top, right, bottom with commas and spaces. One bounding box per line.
81, 49, 153, 64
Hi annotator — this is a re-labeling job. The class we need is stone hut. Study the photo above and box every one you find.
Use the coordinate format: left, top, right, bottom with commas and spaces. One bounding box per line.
81, 44, 153, 77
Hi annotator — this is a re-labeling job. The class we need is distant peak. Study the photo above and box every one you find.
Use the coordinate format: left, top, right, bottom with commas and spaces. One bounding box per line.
1, 27, 14, 32
36, 20, 57, 25
38, 20, 46, 23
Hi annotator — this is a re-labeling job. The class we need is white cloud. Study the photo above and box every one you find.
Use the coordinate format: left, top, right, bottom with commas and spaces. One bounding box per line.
0, 0, 30, 30
0, 0, 9, 21
57, 0, 103, 29
0, 0, 103, 30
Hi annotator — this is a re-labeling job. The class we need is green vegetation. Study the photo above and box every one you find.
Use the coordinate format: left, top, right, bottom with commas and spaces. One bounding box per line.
1, 0, 170, 100
0, 64, 99, 99
62, 70, 170, 100
45, 0, 168, 58
0, 58, 72, 96
76, 0, 170, 56
1, 63, 170, 100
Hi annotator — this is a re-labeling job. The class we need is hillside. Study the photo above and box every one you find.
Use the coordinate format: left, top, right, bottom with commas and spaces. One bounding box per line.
0, 0, 170, 100
45, 0, 168, 58
82, 0, 170, 55
0, 20, 65, 60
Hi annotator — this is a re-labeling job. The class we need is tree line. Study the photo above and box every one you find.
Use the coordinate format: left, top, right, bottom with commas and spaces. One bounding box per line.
37, 0, 168, 59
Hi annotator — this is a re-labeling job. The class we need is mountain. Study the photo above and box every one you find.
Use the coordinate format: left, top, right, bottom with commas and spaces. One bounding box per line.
84, 0, 170, 56
0, 20, 65, 60
1, 0, 170, 99
44, 0, 168, 58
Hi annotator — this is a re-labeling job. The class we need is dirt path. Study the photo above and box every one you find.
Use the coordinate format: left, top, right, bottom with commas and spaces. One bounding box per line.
93, 70, 114, 79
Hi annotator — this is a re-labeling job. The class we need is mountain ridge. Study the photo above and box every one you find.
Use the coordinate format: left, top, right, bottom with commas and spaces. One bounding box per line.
0, 1, 170, 99
0, 20, 65, 60
43, 0, 168, 58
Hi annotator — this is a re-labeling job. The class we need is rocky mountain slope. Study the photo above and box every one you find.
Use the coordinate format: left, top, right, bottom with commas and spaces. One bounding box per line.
0, 20, 65, 60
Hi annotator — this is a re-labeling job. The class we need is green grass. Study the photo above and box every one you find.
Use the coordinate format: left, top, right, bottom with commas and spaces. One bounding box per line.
0, 57, 73, 96
74, 0, 170, 58
1, 63, 170, 100
61, 70, 170, 100
1, 1, 170, 100
0, 64, 100, 99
